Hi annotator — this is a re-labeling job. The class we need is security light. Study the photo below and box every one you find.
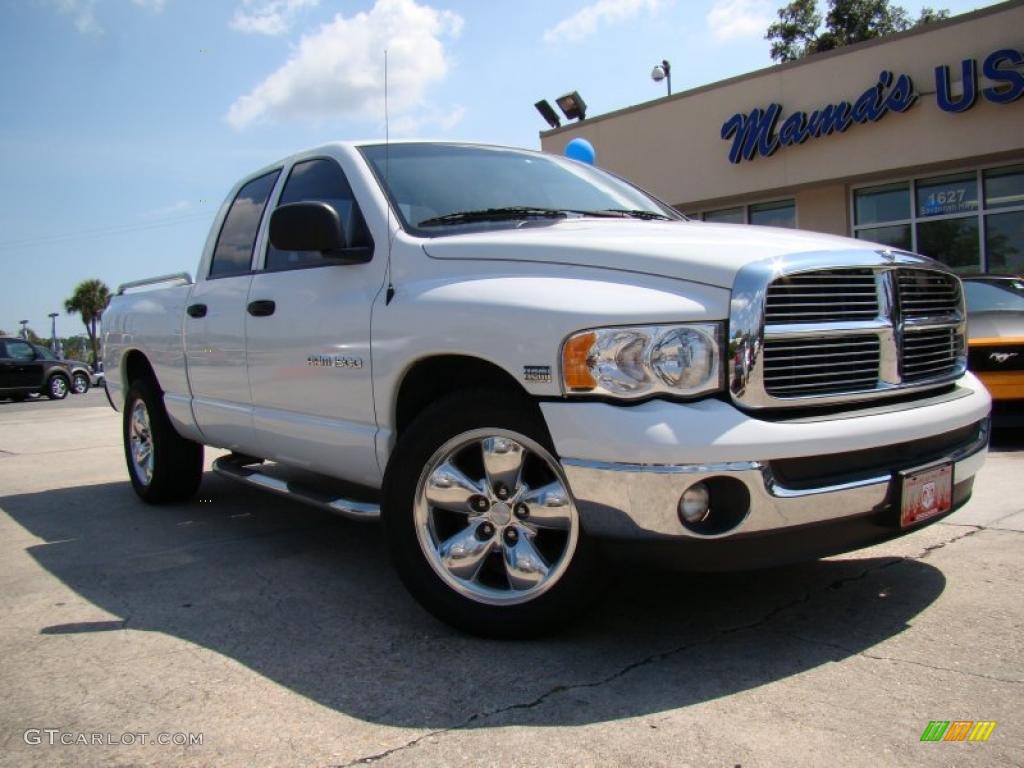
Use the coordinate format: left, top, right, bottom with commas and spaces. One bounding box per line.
534, 100, 562, 129
651, 59, 671, 96
556, 91, 587, 121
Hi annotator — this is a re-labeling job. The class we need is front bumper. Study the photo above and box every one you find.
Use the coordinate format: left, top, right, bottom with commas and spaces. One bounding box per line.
541, 375, 991, 553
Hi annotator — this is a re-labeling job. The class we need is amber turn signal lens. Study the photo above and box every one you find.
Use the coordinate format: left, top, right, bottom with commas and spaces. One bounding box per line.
563, 331, 597, 391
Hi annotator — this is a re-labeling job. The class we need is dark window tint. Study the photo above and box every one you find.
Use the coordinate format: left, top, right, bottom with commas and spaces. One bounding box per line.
985, 210, 1024, 275
855, 183, 909, 225
916, 218, 980, 272
33, 345, 57, 360
703, 207, 744, 224
6, 340, 36, 361
983, 165, 1024, 210
210, 171, 280, 278
749, 199, 796, 228
266, 159, 372, 271
855, 224, 912, 251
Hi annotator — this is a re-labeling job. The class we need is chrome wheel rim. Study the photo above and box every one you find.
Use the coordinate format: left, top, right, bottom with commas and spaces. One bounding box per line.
72, 374, 88, 394
414, 429, 580, 606
129, 400, 154, 486
51, 377, 67, 397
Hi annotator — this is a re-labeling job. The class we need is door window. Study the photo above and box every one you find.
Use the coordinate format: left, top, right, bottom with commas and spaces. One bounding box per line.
209, 171, 280, 278
6, 340, 36, 361
265, 158, 372, 271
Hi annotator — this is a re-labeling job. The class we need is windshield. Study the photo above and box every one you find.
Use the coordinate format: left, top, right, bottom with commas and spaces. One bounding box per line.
32, 344, 58, 360
359, 143, 683, 236
964, 279, 1024, 312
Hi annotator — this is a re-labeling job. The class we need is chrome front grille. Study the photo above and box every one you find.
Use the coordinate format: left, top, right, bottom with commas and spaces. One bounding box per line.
765, 269, 878, 323
763, 336, 880, 396
897, 269, 961, 319
729, 252, 967, 409
902, 328, 963, 382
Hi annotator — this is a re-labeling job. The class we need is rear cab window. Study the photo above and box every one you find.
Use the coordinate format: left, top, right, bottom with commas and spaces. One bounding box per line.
209, 170, 280, 278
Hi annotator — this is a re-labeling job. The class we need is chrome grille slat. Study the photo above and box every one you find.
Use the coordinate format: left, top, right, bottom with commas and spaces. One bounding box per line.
740, 262, 966, 404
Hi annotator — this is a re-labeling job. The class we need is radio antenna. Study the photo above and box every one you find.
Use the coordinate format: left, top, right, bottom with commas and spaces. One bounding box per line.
384, 48, 395, 305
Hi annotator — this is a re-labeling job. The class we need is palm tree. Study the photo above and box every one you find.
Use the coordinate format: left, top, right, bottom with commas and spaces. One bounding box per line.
64, 279, 111, 367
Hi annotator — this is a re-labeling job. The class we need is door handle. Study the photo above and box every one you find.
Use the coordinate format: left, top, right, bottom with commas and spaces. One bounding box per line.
186, 303, 207, 318
247, 300, 276, 317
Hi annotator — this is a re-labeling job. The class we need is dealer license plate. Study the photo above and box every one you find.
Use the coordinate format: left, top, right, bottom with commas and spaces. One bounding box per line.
899, 463, 953, 528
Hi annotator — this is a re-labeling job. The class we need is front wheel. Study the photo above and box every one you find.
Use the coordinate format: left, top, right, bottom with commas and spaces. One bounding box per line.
45, 374, 69, 400
71, 372, 90, 394
383, 390, 602, 638
124, 378, 204, 503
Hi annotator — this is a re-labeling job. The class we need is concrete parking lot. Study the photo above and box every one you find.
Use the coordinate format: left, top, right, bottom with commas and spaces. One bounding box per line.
1, 391, 1021, 767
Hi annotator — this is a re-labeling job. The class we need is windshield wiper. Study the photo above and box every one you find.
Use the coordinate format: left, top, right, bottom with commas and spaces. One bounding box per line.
418, 207, 570, 227
600, 208, 674, 220
417, 206, 633, 227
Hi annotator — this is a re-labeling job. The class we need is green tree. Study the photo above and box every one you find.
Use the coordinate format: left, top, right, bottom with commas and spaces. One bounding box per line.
767, 0, 949, 62
64, 279, 111, 367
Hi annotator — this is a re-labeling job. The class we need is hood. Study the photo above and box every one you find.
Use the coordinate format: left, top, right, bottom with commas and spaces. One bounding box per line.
422, 219, 883, 287
968, 310, 1024, 340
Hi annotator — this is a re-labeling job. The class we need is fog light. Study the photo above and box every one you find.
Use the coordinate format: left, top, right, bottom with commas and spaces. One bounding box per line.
679, 482, 710, 524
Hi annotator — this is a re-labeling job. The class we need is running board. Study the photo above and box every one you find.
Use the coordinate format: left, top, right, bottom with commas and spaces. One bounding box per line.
212, 455, 380, 522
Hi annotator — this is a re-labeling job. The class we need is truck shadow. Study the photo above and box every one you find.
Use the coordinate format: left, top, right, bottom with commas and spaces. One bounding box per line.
2, 474, 947, 729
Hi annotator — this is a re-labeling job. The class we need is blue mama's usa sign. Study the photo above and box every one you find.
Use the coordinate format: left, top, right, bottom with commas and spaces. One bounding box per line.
722, 47, 1023, 164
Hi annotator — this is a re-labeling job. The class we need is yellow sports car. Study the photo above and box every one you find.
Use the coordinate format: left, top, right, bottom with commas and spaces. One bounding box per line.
963, 275, 1024, 426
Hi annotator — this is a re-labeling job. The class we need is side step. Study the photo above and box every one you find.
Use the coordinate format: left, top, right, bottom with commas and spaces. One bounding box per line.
212, 454, 381, 522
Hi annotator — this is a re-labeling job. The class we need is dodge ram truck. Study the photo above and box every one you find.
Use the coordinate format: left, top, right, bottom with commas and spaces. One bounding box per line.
103, 141, 991, 637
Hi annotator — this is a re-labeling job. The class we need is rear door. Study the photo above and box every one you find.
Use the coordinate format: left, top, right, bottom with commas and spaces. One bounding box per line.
245, 157, 386, 486
4, 339, 44, 390
184, 170, 280, 452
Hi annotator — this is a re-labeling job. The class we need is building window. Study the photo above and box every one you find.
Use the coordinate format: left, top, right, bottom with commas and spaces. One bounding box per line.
701, 199, 796, 228
852, 163, 1024, 274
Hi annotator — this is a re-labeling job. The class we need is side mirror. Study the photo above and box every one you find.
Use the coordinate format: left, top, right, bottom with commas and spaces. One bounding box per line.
269, 202, 348, 255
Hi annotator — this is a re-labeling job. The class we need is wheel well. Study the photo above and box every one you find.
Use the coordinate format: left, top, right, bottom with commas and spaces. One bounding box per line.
47, 370, 69, 381
123, 350, 159, 391
394, 356, 534, 437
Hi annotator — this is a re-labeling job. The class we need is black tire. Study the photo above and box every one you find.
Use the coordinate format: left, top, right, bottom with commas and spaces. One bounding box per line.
71, 372, 90, 394
123, 377, 204, 503
382, 389, 603, 638
45, 374, 69, 400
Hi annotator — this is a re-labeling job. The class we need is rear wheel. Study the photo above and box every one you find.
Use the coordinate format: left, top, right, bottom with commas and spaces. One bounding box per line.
124, 378, 204, 503
383, 390, 601, 638
45, 374, 69, 400
72, 372, 90, 394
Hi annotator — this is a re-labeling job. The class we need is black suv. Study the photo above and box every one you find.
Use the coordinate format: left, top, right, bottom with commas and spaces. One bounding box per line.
0, 336, 73, 401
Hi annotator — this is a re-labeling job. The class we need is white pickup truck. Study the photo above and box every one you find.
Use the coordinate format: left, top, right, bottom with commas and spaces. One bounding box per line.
103, 141, 991, 637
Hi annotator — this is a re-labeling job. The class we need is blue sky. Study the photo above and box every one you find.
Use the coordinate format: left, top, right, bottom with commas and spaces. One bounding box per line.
0, 0, 997, 337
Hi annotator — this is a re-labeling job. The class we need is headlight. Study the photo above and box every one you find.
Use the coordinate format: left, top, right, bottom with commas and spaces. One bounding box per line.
562, 323, 722, 399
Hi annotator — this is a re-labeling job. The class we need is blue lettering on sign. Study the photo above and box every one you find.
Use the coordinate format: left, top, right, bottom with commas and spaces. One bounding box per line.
935, 59, 977, 112
723, 71, 912, 164
723, 46, 1021, 162
982, 48, 1024, 105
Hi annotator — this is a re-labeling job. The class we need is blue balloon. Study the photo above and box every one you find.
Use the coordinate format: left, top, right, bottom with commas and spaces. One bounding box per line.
564, 138, 596, 165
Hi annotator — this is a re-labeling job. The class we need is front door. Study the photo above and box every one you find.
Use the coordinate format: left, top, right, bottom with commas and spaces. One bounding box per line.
245, 157, 386, 487
185, 169, 280, 452
3, 339, 44, 390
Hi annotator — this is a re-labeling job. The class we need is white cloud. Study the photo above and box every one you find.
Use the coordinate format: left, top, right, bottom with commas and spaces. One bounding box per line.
390, 104, 466, 136
543, 0, 664, 45
230, 0, 318, 36
45, 0, 168, 35
225, 0, 463, 130
142, 200, 192, 219
47, 0, 102, 35
706, 0, 772, 42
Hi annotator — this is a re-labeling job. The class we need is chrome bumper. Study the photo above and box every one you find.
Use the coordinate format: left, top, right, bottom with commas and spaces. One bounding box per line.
561, 421, 989, 541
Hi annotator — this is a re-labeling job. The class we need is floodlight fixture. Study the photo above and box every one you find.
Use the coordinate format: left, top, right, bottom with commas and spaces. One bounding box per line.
556, 91, 587, 121
534, 99, 562, 129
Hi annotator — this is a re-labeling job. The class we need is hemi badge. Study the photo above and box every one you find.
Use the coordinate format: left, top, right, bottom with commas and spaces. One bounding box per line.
524, 365, 552, 383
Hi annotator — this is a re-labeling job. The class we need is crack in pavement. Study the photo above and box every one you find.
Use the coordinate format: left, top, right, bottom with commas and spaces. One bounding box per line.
335, 552, 924, 767
765, 628, 1022, 684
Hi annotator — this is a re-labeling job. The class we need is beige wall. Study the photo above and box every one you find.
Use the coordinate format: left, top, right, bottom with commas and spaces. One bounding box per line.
540, 1, 1024, 224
